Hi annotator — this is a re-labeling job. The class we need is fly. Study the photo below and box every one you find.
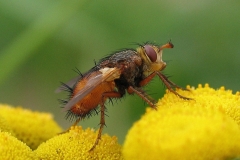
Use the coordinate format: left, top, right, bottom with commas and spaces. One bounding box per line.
56, 41, 190, 151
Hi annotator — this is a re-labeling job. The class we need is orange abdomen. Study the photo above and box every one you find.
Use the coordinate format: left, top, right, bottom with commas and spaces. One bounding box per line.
70, 71, 115, 116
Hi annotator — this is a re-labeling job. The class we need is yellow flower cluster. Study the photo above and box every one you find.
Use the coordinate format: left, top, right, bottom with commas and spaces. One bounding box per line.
34, 126, 123, 160
1, 84, 240, 159
0, 104, 123, 159
0, 115, 14, 134
0, 104, 62, 149
123, 84, 240, 160
0, 131, 34, 159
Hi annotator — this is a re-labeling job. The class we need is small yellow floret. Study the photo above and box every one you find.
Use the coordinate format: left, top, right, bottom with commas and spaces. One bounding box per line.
123, 84, 240, 160
34, 126, 123, 160
0, 131, 34, 159
0, 104, 62, 149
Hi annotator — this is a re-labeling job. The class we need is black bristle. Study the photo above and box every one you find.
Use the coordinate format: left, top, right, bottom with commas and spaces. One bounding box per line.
108, 98, 114, 106
73, 67, 83, 77
94, 59, 97, 66
58, 99, 68, 105
93, 108, 99, 115
60, 82, 73, 93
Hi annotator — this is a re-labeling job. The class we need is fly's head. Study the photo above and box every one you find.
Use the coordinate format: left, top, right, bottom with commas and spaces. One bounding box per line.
137, 41, 174, 75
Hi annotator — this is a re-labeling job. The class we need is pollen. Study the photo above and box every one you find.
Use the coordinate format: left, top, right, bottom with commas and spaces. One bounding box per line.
123, 84, 240, 160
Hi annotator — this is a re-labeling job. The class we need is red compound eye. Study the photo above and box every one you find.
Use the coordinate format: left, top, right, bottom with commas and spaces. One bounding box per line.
144, 45, 157, 62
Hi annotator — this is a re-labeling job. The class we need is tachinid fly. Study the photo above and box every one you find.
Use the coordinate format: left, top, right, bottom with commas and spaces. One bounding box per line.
57, 41, 190, 151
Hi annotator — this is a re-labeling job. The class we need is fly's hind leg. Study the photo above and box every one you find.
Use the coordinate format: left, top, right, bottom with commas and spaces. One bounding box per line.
89, 91, 122, 152
89, 101, 106, 152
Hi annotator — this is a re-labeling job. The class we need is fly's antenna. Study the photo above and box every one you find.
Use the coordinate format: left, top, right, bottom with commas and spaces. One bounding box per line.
159, 41, 174, 50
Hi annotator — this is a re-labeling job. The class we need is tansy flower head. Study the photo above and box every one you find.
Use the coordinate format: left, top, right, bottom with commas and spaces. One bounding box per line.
0, 131, 34, 159
0, 104, 62, 149
123, 84, 240, 160
34, 126, 123, 160
0, 115, 14, 135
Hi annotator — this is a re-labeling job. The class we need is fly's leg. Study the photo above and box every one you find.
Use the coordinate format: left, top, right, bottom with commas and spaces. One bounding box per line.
127, 86, 156, 110
139, 71, 157, 87
89, 101, 105, 152
89, 91, 122, 152
139, 71, 191, 100
156, 72, 192, 100
157, 72, 189, 91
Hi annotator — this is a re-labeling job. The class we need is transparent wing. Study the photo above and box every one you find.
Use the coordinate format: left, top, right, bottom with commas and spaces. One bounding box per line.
63, 67, 121, 111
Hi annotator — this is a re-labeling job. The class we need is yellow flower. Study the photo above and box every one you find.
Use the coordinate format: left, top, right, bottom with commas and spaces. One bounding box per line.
0, 104, 62, 149
0, 115, 14, 135
0, 131, 34, 160
34, 126, 123, 160
123, 84, 240, 160
0, 104, 123, 159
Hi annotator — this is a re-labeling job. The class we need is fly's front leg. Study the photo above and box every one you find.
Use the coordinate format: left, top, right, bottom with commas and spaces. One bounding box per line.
157, 72, 189, 91
156, 72, 192, 100
89, 91, 122, 152
139, 71, 191, 100
139, 71, 157, 87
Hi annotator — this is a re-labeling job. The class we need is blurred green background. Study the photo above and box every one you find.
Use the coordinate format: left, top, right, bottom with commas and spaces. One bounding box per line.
0, 0, 239, 144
